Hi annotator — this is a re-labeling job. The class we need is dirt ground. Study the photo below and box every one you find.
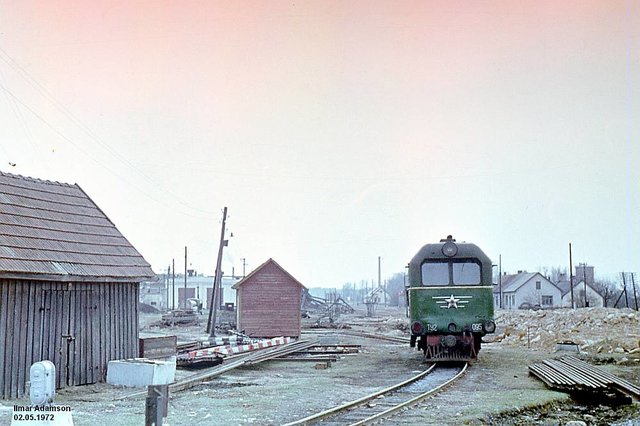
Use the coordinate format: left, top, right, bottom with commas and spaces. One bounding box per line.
1, 306, 639, 425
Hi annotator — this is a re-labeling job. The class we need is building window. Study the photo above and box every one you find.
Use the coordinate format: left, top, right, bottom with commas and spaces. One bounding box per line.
542, 295, 553, 306
536, 281, 541, 290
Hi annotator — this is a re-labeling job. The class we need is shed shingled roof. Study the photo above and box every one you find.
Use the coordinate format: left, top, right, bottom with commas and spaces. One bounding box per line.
232, 258, 307, 290
0, 171, 155, 282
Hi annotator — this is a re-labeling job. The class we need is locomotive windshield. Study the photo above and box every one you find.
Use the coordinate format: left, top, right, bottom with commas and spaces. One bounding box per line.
452, 261, 481, 285
421, 262, 449, 285
421, 259, 481, 286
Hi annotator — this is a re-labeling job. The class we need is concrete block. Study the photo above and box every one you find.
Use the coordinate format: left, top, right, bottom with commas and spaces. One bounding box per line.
106, 358, 176, 387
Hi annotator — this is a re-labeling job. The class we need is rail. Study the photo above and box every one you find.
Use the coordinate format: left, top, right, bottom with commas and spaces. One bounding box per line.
115, 339, 318, 400
283, 362, 467, 426
337, 330, 410, 344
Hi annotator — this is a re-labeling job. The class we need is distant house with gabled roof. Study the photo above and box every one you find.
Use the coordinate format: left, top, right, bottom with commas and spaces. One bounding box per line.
0, 171, 156, 398
493, 271, 562, 310
365, 286, 389, 304
555, 267, 605, 308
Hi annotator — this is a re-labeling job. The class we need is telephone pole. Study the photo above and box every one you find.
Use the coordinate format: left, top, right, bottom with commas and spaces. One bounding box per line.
498, 254, 502, 309
166, 265, 170, 310
632, 273, 639, 311
184, 246, 188, 309
240, 258, 247, 278
207, 207, 228, 337
172, 258, 175, 310
569, 243, 574, 309
378, 256, 385, 305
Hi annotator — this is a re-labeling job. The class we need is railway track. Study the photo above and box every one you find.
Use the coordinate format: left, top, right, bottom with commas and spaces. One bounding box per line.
302, 329, 410, 344
339, 329, 410, 344
284, 362, 467, 426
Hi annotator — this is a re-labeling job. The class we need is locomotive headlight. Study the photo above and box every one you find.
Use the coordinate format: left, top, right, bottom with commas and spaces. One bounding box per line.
482, 320, 496, 334
411, 321, 424, 335
441, 241, 458, 257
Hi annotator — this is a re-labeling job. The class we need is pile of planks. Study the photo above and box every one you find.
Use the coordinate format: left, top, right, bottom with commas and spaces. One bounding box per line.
161, 309, 199, 326
529, 356, 640, 401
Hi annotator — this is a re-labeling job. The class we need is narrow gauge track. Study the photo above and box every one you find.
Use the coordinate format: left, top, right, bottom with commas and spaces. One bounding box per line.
284, 362, 467, 426
302, 329, 410, 344
339, 329, 410, 344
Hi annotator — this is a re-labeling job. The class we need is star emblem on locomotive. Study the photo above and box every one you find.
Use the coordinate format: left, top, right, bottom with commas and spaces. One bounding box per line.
444, 294, 460, 309
432, 294, 472, 309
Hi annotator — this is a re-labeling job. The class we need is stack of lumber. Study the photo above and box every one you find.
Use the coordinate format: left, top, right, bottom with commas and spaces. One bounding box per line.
529, 356, 640, 400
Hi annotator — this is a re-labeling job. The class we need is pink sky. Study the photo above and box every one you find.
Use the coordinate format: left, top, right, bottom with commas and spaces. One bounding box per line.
1, 1, 638, 285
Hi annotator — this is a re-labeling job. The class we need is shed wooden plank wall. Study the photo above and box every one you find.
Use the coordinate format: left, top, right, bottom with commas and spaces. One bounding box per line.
0, 280, 139, 399
237, 263, 302, 338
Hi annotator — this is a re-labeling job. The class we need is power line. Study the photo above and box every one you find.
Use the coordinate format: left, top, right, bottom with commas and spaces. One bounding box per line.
0, 46, 215, 217
0, 67, 37, 157
0, 80, 212, 219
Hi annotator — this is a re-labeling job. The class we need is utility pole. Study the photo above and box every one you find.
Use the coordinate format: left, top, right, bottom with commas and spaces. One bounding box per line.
184, 246, 188, 309
498, 254, 502, 309
166, 265, 170, 311
240, 258, 247, 278
569, 243, 574, 309
622, 272, 629, 308
632, 273, 639, 311
378, 256, 385, 305
172, 259, 175, 310
207, 207, 228, 337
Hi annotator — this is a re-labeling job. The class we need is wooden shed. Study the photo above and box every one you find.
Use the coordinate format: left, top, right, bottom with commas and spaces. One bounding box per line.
232, 258, 306, 338
0, 171, 156, 399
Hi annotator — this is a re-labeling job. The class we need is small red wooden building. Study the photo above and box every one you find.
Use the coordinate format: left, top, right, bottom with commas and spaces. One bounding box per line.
232, 258, 306, 338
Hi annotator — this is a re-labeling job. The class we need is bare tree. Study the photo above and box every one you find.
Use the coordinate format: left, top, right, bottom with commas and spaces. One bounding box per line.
386, 273, 406, 307
538, 265, 567, 283
593, 277, 619, 307
341, 282, 358, 304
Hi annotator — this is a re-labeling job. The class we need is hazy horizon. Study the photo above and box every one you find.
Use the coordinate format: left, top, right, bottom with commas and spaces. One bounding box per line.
1, 1, 638, 287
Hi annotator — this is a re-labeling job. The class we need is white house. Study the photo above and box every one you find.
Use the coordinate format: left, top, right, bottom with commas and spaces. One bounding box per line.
141, 270, 240, 310
555, 269, 605, 308
494, 272, 563, 310
365, 286, 390, 304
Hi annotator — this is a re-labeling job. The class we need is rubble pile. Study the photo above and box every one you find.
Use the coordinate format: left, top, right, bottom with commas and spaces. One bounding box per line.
378, 317, 410, 334
492, 307, 640, 357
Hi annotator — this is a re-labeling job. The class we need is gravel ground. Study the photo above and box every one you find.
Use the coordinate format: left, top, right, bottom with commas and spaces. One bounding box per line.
1, 306, 639, 425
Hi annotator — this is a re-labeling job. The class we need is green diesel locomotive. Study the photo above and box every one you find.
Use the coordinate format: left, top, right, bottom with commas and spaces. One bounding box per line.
408, 236, 496, 361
